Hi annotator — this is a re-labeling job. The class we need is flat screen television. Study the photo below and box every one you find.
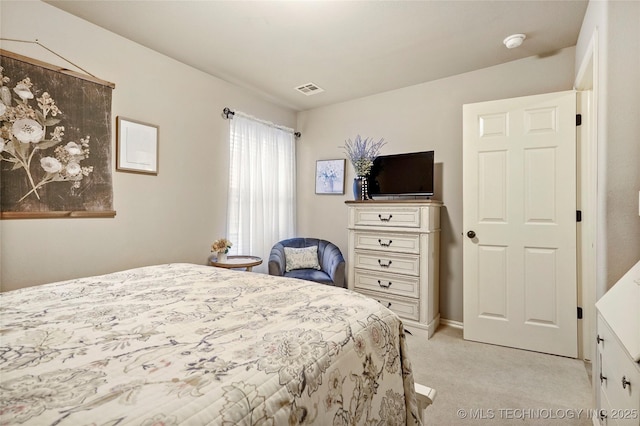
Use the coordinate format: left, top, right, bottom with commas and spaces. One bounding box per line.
367, 150, 434, 198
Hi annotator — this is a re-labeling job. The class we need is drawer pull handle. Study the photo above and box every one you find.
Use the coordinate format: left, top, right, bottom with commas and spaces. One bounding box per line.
596, 334, 604, 344
600, 373, 607, 384
378, 239, 393, 247
622, 376, 631, 389
378, 259, 392, 268
378, 214, 393, 222
378, 280, 392, 289
377, 300, 392, 308
599, 411, 607, 421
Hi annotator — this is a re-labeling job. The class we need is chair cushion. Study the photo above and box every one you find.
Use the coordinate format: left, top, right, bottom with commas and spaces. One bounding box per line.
285, 269, 333, 285
284, 246, 321, 272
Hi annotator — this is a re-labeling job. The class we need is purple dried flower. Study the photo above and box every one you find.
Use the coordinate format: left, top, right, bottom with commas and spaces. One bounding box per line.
341, 135, 386, 176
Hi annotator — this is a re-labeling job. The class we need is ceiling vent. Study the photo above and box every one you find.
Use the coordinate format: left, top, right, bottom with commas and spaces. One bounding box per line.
295, 82, 324, 96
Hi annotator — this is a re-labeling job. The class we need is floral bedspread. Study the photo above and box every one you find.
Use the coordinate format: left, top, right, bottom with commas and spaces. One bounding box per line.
0, 263, 421, 425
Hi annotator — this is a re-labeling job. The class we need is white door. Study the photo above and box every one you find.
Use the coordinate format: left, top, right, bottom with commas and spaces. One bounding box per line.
463, 90, 577, 358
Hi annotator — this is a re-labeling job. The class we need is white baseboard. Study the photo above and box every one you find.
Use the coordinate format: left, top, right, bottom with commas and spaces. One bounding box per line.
439, 318, 463, 329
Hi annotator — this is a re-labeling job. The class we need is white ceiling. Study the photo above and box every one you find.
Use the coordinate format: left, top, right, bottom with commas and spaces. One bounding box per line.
45, 0, 589, 112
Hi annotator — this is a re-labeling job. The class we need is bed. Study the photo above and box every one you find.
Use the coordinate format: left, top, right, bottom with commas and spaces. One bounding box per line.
0, 263, 434, 425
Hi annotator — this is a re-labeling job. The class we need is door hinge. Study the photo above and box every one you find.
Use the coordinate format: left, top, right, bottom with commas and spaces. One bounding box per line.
577, 210, 582, 222
576, 114, 582, 126
577, 307, 583, 319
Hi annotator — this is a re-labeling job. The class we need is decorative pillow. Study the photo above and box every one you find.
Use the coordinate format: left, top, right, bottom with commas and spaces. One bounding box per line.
284, 245, 321, 272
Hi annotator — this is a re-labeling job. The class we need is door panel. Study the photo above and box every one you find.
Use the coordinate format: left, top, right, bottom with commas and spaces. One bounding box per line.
478, 151, 508, 222
524, 247, 557, 325
463, 90, 577, 358
477, 245, 508, 319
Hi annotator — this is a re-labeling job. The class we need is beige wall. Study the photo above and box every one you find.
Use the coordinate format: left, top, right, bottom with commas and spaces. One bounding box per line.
0, 1, 296, 291
296, 49, 576, 322
605, 1, 640, 286
575, 0, 640, 295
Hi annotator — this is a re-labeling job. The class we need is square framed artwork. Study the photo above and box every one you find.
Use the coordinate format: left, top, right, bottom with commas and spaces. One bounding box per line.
116, 117, 159, 175
315, 159, 345, 195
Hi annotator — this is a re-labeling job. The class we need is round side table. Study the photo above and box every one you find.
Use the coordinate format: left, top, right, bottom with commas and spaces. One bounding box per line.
208, 255, 263, 271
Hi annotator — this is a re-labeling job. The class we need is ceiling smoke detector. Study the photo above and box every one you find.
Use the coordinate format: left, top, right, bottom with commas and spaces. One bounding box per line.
295, 82, 324, 96
503, 33, 526, 49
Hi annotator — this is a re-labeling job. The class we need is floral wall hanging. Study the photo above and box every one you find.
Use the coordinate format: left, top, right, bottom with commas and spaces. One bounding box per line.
0, 50, 115, 219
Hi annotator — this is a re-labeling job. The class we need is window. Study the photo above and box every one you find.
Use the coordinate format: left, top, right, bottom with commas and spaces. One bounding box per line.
227, 112, 296, 272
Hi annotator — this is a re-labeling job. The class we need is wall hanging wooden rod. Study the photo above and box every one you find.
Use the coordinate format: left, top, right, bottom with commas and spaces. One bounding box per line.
0, 40, 115, 88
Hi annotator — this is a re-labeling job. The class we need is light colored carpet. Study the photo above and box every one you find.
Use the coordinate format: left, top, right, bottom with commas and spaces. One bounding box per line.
406, 325, 594, 425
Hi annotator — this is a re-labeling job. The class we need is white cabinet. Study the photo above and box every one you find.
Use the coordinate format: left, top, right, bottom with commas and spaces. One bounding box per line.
595, 261, 640, 425
346, 200, 442, 338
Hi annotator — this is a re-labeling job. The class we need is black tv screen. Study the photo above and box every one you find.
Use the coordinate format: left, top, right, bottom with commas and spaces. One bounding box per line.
367, 151, 434, 198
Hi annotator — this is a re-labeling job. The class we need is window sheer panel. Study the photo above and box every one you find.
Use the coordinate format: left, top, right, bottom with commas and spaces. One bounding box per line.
227, 114, 296, 273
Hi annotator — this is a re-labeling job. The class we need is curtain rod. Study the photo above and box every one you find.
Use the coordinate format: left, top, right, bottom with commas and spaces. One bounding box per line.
222, 107, 301, 138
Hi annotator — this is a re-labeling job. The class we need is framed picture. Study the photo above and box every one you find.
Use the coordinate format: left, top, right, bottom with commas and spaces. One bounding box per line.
315, 159, 345, 195
116, 117, 159, 175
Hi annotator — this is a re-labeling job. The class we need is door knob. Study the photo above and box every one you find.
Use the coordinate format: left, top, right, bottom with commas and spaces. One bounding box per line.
467, 230, 476, 239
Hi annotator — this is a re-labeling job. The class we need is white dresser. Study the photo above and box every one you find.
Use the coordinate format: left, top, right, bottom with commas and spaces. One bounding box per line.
595, 260, 640, 425
346, 200, 442, 338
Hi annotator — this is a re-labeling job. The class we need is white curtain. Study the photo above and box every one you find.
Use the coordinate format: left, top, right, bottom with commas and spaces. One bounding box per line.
226, 112, 296, 273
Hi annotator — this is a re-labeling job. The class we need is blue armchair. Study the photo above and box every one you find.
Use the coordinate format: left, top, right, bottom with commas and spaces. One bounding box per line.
268, 238, 346, 288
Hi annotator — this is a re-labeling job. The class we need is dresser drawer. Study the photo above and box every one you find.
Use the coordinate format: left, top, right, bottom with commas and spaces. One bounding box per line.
598, 386, 616, 426
354, 231, 420, 254
354, 270, 419, 298
354, 250, 420, 276
359, 290, 420, 321
600, 356, 640, 423
353, 206, 422, 229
